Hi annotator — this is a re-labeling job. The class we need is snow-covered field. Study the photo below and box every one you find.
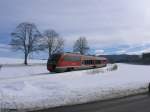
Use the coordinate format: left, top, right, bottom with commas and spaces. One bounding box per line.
0, 57, 46, 65
0, 58, 150, 111
0, 57, 47, 80
0, 65, 48, 80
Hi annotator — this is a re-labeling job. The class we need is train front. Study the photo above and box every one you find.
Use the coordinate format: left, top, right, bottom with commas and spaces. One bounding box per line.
47, 54, 61, 72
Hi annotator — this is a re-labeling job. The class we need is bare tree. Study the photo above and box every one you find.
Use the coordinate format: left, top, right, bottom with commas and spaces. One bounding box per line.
10, 22, 42, 65
73, 37, 89, 55
41, 29, 64, 58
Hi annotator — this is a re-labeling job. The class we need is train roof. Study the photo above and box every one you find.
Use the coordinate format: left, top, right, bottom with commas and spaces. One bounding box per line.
63, 52, 107, 60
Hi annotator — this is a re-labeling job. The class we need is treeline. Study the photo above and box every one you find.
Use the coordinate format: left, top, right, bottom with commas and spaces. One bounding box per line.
102, 53, 150, 65
10, 22, 90, 65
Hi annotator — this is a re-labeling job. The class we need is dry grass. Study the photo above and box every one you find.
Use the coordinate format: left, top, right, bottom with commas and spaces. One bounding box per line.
87, 64, 118, 75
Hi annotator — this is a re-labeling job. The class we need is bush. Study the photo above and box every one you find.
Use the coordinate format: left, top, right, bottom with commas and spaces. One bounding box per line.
87, 64, 118, 75
109, 64, 118, 71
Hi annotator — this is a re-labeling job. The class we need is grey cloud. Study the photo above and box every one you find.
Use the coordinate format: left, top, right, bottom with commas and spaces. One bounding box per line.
0, 0, 150, 50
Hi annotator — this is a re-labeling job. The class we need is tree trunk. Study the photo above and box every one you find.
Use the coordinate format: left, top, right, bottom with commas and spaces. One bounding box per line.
24, 53, 28, 65
49, 47, 52, 58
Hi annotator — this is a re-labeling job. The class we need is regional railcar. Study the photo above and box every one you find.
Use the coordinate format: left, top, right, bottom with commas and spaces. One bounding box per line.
47, 53, 107, 72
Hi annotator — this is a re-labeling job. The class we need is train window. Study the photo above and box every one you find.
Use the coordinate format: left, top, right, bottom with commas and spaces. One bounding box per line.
64, 56, 80, 62
91, 60, 93, 64
83, 60, 88, 65
87, 60, 90, 65
86, 60, 91, 65
96, 60, 98, 64
99, 60, 101, 64
92, 60, 94, 64
82, 60, 94, 65
89, 60, 91, 64
85, 60, 87, 65
87, 60, 89, 64
48, 54, 61, 64
95, 60, 101, 64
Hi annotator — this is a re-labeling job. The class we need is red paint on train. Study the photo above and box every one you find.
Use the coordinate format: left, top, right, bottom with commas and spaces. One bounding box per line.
47, 53, 108, 72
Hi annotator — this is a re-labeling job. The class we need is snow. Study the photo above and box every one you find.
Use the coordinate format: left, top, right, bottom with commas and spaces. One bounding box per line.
0, 57, 46, 65
0, 57, 47, 80
0, 58, 150, 111
0, 65, 48, 80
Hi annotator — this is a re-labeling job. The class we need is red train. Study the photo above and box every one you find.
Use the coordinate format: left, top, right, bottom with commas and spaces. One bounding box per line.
47, 53, 108, 72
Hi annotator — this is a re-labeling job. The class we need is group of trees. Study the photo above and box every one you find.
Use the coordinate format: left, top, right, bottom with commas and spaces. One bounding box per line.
10, 22, 90, 65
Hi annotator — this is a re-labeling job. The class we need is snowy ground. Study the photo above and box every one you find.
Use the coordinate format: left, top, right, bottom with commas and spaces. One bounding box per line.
0, 58, 150, 111
0, 65, 48, 80
0, 57, 47, 80
0, 57, 46, 66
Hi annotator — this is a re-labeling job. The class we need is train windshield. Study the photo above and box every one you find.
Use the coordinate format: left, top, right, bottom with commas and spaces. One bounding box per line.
48, 54, 61, 64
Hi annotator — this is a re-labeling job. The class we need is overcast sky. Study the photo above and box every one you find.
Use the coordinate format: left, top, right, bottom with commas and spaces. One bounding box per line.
0, 0, 150, 57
